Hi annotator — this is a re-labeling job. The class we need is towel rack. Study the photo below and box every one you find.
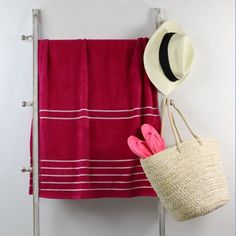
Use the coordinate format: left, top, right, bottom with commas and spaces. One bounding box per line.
21, 8, 166, 236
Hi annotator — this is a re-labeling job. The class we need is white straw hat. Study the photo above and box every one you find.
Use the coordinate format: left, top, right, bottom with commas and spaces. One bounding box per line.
144, 21, 195, 95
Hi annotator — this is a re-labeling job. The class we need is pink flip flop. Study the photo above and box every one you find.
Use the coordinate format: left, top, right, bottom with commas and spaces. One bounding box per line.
141, 124, 165, 154
127, 136, 153, 159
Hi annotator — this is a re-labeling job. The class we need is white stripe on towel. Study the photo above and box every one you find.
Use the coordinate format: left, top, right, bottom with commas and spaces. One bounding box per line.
40, 172, 145, 177
40, 165, 141, 170
40, 106, 158, 113
40, 186, 153, 191
40, 179, 149, 184
40, 114, 159, 120
40, 158, 138, 163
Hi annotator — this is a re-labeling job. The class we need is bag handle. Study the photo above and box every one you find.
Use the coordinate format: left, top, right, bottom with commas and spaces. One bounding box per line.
161, 96, 182, 142
171, 108, 183, 143
165, 98, 202, 152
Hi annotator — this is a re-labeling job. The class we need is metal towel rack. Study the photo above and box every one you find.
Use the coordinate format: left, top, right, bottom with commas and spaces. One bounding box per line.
21, 8, 166, 236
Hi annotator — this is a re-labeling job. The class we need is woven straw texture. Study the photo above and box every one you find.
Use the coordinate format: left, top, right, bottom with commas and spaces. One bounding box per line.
141, 138, 229, 221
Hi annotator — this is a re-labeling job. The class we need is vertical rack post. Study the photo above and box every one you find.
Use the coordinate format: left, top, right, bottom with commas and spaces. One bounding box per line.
155, 8, 162, 29
154, 8, 166, 236
32, 9, 40, 236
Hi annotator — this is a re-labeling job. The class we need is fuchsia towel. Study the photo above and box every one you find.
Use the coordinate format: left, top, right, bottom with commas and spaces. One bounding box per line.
29, 38, 161, 199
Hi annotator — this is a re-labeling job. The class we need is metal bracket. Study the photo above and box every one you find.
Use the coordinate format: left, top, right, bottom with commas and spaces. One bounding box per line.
21, 35, 33, 41
21, 166, 32, 173
22, 101, 33, 107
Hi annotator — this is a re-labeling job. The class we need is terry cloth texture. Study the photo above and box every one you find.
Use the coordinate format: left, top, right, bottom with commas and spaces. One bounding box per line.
29, 38, 161, 199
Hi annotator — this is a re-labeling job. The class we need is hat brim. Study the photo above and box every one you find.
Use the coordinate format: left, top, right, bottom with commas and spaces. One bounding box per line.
144, 20, 187, 95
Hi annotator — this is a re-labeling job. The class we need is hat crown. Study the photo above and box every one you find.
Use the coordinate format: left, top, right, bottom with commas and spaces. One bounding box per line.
168, 34, 194, 79
143, 20, 195, 95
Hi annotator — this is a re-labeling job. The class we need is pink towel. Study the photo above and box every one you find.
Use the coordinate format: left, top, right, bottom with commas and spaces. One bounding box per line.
29, 38, 161, 199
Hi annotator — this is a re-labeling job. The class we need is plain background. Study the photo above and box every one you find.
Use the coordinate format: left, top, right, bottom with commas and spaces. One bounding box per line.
0, 0, 235, 235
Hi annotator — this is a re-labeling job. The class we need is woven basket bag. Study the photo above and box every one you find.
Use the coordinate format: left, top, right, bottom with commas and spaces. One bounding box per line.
141, 98, 229, 221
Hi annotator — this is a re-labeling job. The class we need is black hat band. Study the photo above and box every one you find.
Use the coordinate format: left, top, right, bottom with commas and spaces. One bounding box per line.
159, 32, 179, 82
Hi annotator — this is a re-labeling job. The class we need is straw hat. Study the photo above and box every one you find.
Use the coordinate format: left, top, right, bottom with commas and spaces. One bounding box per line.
144, 21, 195, 95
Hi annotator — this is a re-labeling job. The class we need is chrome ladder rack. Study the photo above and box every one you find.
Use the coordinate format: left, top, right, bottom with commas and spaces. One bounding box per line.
21, 8, 166, 236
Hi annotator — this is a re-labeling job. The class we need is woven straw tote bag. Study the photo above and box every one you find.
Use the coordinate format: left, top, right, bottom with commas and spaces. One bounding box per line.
141, 98, 229, 221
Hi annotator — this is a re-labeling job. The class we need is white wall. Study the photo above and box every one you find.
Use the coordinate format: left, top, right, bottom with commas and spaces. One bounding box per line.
0, 0, 234, 236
